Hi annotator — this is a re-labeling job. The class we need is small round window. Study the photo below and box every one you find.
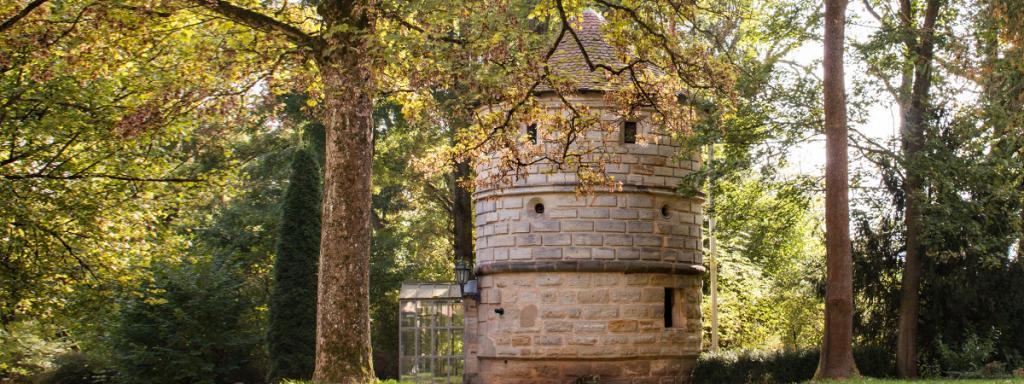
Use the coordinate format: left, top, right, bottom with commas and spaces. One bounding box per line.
534, 203, 545, 214
660, 205, 671, 219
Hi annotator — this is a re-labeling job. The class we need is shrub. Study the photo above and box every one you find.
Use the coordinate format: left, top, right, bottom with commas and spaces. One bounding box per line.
937, 332, 998, 374
111, 260, 264, 384
279, 380, 412, 384
33, 353, 114, 384
692, 349, 817, 384
852, 344, 895, 378
691, 346, 893, 384
921, 332, 1011, 379
0, 322, 71, 381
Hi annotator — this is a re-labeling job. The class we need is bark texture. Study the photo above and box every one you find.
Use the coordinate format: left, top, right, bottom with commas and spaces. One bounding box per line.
313, 1, 376, 382
815, 0, 858, 379
895, 0, 940, 377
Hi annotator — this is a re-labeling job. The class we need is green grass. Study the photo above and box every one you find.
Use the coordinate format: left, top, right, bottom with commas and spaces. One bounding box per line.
815, 379, 1024, 383
281, 380, 415, 384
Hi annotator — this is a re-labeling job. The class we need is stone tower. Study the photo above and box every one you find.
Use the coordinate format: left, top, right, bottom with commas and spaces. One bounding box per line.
463, 10, 704, 384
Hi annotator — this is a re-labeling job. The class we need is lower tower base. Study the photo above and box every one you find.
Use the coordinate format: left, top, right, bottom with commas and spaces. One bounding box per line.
463, 271, 702, 384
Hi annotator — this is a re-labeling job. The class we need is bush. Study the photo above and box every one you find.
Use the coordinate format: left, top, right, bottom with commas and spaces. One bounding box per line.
111, 260, 264, 384
33, 353, 114, 384
692, 349, 817, 384
279, 380, 412, 384
852, 344, 896, 378
691, 346, 894, 384
0, 322, 71, 381
920, 332, 1011, 379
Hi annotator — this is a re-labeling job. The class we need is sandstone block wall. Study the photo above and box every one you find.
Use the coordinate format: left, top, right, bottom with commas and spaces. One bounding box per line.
468, 272, 701, 383
474, 96, 699, 195
473, 192, 702, 268
467, 93, 705, 383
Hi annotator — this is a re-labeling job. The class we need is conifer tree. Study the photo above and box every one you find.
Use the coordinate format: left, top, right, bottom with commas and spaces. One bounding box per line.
267, 146, 322, 383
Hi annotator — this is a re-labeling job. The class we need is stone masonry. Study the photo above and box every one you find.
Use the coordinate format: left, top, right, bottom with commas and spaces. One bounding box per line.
465, 93, 706, 383
463, 10, 706, 384
471, 272, 701, 383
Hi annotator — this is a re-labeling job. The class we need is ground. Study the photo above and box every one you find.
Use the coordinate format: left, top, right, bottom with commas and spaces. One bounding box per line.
818, 379, 1024, 384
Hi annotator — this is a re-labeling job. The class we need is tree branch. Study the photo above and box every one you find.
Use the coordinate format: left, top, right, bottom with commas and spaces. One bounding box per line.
3, 172, 205, 183
0, 0, 48, 33
191, 0, 321, 49
861, 0, 884, 24
378, 8, 467, 45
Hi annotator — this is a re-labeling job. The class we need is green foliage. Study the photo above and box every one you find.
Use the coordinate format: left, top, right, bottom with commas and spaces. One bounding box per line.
0, 322, 72, 381
0, 0, 283, 335
829, 379, 1024, 384
267, 147, 322, 383
854, 211, 1024, 376
693, 349, 818, 384
33, 352, 114, 384
368, 102, 452, 378
846, 1, 1024, 376
111, 260, 264, 384
930, 333, 1001, 377
278, 379, 413, 384
708, 174, 824, 350
678, 0, 823, 196
692, 346, 893, 384
851, 106, 1024, 374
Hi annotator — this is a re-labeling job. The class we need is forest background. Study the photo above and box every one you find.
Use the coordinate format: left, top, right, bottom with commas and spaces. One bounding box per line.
0, 0, 1021, 382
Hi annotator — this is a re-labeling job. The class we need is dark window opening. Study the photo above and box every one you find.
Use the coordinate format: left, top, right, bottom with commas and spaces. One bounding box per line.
661, 205, 671, 218
623, 121, 637, 144
664, 287, 674, 327
534, 203, 545, 214
527, 123, 538, 144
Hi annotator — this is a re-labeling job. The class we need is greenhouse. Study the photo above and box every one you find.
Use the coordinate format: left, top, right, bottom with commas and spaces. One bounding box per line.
398, 283, 465, 383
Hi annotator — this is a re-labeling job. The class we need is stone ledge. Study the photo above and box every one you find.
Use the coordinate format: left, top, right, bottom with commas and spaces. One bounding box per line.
474, 260, 706, 276
473, 184, 707, 201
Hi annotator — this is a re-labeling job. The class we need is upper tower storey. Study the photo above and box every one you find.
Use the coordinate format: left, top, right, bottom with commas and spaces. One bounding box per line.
472, 10, 704, 276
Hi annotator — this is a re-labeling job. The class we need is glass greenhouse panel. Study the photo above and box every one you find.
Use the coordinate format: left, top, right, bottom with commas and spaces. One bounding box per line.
398, 283, 464, 384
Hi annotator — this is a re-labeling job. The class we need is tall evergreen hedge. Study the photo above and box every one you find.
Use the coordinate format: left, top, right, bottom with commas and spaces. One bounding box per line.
267, 147, 322, 383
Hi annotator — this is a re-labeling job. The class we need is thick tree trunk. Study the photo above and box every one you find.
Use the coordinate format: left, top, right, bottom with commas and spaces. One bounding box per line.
313, 2, 376, 382
452, 159, 474, 265
816, 0, 858, 379
895, 0, 940, 377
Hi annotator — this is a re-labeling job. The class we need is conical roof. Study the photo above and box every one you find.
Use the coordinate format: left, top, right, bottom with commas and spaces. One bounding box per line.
542, 10, 633, 92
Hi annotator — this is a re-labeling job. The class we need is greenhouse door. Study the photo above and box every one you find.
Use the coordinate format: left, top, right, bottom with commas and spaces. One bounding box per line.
398, 283, 464, 383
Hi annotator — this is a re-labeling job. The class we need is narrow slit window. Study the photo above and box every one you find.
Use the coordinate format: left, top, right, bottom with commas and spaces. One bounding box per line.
527, 123, 538, 144
664, 287, 674, 327
623, 121, 637, 144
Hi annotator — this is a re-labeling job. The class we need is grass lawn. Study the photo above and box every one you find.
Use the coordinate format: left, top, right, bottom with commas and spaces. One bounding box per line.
818, 379, 1024, 383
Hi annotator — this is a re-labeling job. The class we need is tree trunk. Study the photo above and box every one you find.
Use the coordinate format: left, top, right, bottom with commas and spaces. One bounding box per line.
1019, 203, 1023, 263
895, 0, 940, 377
452, 159, 474, 265
313, 1, 376, 382
816, 0, 858, 379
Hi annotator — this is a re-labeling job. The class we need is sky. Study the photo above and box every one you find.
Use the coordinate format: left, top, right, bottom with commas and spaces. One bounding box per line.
783, 2, 901, 177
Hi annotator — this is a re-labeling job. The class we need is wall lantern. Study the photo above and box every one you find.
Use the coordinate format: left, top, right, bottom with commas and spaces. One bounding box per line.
454, 258, 471, 295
